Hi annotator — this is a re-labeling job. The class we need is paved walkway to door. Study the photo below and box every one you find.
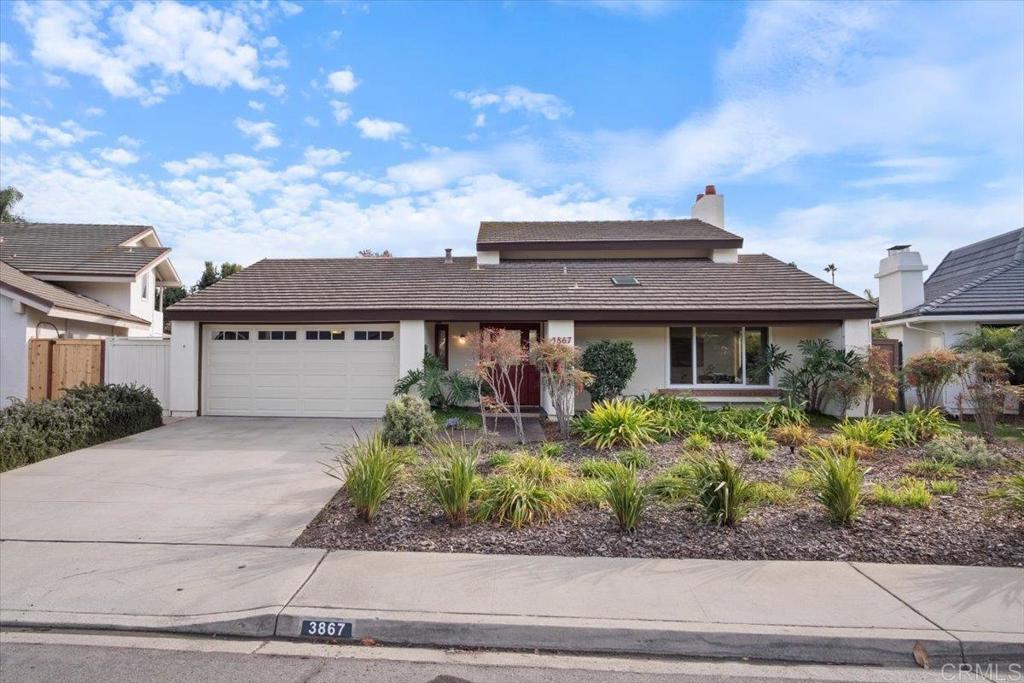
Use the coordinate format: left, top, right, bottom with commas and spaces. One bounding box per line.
0, 417, 374, 546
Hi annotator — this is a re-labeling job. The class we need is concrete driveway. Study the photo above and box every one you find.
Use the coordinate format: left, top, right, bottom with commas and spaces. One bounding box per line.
0, 417, 374, 546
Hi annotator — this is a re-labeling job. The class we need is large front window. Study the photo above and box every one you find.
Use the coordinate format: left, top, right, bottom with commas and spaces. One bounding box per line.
669, 326, 771, 386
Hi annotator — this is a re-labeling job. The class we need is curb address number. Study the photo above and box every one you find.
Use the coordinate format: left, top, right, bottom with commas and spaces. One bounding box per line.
301, 619, 353, 639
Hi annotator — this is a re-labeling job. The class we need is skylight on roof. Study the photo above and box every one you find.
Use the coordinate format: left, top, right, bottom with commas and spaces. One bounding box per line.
610, 276, 640, 286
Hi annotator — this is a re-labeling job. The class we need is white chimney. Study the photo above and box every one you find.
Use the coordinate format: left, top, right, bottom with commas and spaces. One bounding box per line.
691, 184, 724, 228
875, 245, 927, 317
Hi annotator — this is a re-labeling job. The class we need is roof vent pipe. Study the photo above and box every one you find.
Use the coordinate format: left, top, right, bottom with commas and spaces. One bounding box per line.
444, 248, 453, 264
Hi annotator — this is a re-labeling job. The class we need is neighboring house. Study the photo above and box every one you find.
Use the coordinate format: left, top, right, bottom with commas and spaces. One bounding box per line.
872, 228, 1024, 410
0, 223, 181, 405
165, 186, 876, 419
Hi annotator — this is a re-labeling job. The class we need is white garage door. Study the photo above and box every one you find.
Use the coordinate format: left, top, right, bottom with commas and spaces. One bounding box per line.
203, 324, 399, 417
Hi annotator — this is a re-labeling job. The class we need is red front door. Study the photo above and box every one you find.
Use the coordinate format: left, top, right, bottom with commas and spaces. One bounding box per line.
491, 323, 541, 407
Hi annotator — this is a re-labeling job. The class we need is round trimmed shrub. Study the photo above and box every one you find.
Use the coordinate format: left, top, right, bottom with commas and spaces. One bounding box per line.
381, 394, 436, 445
581, 340, 637, 403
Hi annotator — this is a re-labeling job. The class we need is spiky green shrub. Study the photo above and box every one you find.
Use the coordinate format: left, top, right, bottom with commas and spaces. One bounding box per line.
616, 448, 652, 470
638, 394, 702, 437
806, 448, 867, 525
871, 477, 933, 509
925, 434, 1003, 469
683, 432, 712, 453
579, 458, 630, 480
603, 467, 649, 532
742, 430, 775, 450
486, 451, 514, 468
646, 472, 690, 502
475, 475, 567, 528
1000, 474, 1024, 512
574, 398, 659, 450
929, 480, 958, 495
538, 442, 565, 459
905, 459, 956, 478
557, 478, 606, 508
381, 394, 437, 446
499, 453, 570, 485
758, 403, 809, 429
880, 407, 958, 446
326, 431, 413, 522
421, 447, 479, 526
823, 434, 875, 460
747, 444, 773, 462
750, 481, 797, 506
783, 467, 813, 490
681, 454, 755, 526
834, 419, 895, 450
772, 423, 815, 454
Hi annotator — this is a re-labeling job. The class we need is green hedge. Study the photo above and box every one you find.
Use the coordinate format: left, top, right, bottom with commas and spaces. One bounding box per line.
1, 383, 163, 472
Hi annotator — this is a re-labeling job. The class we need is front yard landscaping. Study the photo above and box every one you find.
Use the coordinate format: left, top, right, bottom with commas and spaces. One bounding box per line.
295, 399, 1024, 567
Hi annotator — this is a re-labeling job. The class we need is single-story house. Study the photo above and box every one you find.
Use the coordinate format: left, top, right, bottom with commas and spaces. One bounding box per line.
165, 186, 876, 419
0, 222, 181, 405
873, 227, 1023, 410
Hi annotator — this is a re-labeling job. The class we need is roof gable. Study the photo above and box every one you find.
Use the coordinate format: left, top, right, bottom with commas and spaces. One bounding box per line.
924, 228, 1023, 302
0, 222, 170, 277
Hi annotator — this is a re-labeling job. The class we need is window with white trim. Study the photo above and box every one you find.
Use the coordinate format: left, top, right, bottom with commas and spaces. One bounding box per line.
669, 326, 771, 386
353, 330, 394, 341
306, 330, 345, 340
257, 330, 297, 341
211, 330, 250, 341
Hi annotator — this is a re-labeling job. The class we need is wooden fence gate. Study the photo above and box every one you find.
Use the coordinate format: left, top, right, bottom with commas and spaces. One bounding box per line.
27, 338, 105, 402
870, 337, 902, 413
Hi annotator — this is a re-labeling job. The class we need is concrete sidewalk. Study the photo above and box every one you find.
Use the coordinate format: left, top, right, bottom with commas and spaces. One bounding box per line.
2, 542, 1020, 667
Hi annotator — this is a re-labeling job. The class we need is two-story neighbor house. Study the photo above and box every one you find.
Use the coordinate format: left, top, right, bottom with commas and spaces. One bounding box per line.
164, 186, 876, 419
0, 222, 180, 404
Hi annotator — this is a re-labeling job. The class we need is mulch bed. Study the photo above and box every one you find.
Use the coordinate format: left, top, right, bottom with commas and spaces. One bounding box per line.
294, 422, 1024, 567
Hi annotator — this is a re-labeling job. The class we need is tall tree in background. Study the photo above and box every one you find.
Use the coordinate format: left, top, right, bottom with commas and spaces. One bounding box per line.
192, 261, 243, 292
0, 186, 27, 222
824, 263, 838, 285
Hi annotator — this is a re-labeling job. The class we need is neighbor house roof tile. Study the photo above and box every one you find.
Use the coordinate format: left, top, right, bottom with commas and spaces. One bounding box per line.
0, 222, 167, 276
476, 219, 743, 248
0, 261, 150, 325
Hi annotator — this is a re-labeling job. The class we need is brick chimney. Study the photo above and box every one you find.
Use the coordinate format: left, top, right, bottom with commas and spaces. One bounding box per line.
691, 184, 724, 228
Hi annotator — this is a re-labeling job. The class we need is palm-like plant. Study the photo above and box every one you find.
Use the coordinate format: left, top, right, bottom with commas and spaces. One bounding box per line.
394, 353, 478, 409
824, 263, 837, 285
0, 186, 26, 222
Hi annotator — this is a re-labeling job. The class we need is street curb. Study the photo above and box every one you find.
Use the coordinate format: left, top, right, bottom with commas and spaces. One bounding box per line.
275, 607, 986, 667
0, 608, 279, 638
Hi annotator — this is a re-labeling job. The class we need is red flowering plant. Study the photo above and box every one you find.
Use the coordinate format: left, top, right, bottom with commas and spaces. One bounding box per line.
903, 349, 965, 410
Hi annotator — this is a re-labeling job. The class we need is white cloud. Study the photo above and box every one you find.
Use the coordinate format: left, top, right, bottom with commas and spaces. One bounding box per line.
848, 157, 958, 188
97, 147, 139, 165
84, 106, 105, 117
303, 116, 320, 127
117, 135, 142, 148
163, 154, 223, 176
326, 68, 359, 94
356, 117, 408, 141
588, 1, 678, 16
234, 118, 280, 149
455, 85, 572, 120
14, 1, 286, 104
329, 100, 352, 124
473, 113, 486, 128
0, 42, 16, 64
304, 146, 349, 167
248, 100, 265, 111
0, 114, 96, 148
279, 1, 303, 17
42, 72, 69, 88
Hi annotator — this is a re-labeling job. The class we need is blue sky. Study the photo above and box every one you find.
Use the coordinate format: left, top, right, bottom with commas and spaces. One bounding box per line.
1, 0, 1022, 296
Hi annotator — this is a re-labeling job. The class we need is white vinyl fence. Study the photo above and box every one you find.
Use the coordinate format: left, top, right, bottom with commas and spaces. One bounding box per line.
105, 337, 171, 413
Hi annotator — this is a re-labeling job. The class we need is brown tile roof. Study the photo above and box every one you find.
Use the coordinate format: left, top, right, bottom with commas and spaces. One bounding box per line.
0, 262, 149, 326
166, 255, 876, 322
0, 222, 168, 276
476, 219, 743, 249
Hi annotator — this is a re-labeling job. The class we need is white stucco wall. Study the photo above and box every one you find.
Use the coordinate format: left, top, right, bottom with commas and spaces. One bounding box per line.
574, 325, 669, 410
1, 295, 28, 405
67, 270, 161, 337
168, 320, 200, 416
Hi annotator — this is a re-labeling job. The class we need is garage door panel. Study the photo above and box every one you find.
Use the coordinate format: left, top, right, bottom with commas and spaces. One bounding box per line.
204, 325, 398, 417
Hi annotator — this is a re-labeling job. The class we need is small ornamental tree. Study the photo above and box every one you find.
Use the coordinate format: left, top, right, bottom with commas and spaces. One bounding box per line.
956, 351, 1020, 441
580, 340, 637, 403
473, 328, 528, 443
866, 345, 898, 415
530, 340, 593, 438
903, 349, 965, 410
